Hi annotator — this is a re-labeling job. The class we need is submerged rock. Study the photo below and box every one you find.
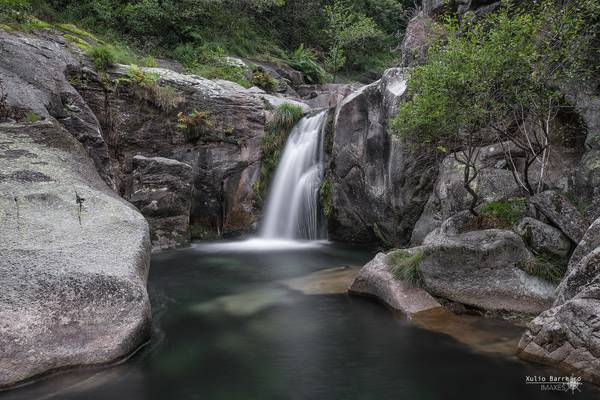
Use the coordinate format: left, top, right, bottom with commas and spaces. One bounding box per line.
0, 121, 151, 388
129, 155, 194, 250
518, 217, 600, 384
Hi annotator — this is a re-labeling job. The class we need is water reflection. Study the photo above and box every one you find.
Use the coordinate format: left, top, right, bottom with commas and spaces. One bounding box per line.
2, 242, 598, 400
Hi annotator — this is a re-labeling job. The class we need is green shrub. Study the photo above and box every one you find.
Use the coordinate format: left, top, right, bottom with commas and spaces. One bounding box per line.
253, 103, 305, 203
87, 45, 115, 72
387, 249, 425, 287
288, 44, 331, 84
177, 109, 213, 142
518, 256, 568, 284
480, 198, 527, 226
251, 68, 277, 92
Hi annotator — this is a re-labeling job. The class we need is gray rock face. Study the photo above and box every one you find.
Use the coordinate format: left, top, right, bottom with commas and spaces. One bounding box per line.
129, 155, 194, 250
0, 30, 115, 189
518, 217, 600, 384
515, 217, 572, 259
0, 121, 151, 388
76, 64, 275, 239
349, 253, 443, 317
329, 68, 437, 246
421, 229, 556, 314
412, 143, 523, 244
531, 190, 588, 244
295, 84, 363, 109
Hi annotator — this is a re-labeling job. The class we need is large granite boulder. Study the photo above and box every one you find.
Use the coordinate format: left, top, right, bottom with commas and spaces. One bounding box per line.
0, 120, 151, 388
419, 229, 556, 314
295, 83, 363, 109
329, 68, 437, 246
0, 30, 115, 189
349, 253, 443, 317
518, 217, 600, 384
129, 155, 194, 250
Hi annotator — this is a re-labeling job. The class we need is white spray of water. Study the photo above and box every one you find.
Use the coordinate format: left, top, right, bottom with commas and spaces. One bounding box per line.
261, 111, 328, 240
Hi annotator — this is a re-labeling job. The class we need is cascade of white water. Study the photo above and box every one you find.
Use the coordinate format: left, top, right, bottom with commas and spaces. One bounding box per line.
261, 110, 328, 240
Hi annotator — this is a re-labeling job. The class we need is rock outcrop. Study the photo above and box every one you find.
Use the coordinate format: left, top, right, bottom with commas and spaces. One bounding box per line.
518, 217, 600, 384
0, 120, 151, 388
349, 253, 443, 317
531, 190, 588, 244
129, 155, 194, 250
328, 68, 437, 246
0, 30, 115, 189
514, 217, 572, 260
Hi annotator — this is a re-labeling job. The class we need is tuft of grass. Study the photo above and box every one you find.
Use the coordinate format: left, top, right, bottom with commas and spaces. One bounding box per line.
63, 33, 91, 51
24, 111, 42, 124
518, 256, 568, 284
253, 103, 305, 203
87, 46, 116, 72
119, 65, 183, 112
177, 109, 213, 142
480, 197, 527, 226
387, 249, 425, 287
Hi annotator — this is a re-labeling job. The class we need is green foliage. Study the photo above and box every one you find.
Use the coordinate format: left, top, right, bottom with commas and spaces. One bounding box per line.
118, 65, 182, 112
87, 45, 115, 72
251, 68, 277, 92
288, 44, 331, 84
319, 176, 333, 219
387, 249, 425, 287
24, 111, 41, 123
177, 109, 213, 142
518, 256, 568, 284
254, 103, 304, 203
480, 198, 527, 226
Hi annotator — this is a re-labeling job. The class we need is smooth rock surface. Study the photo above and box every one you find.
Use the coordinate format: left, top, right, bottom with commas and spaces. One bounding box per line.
329, 68, 437, 246
349, 253, 443, 317
129, 155, 194, 250
0, 121, 151, 388
420, 229, 556, 314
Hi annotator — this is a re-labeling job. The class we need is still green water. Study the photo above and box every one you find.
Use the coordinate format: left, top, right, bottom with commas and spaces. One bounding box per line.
2, 241, 597, 400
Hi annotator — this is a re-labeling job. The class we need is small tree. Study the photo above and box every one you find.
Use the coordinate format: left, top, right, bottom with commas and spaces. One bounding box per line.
392, 0, 600, 210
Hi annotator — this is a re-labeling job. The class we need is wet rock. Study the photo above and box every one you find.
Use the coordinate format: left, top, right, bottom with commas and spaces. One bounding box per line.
518, 217, 600, 384
0, 121, 151, 388
129, 155, 194, 250
349, 253, 443, 317
531, 190, 588, 244
329, 68, 437, 246
515, 217, 572, 259
419, 229, 556, 314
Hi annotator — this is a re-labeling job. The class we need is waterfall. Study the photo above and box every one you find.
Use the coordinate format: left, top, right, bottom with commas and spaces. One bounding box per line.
261, 110, 328, 241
